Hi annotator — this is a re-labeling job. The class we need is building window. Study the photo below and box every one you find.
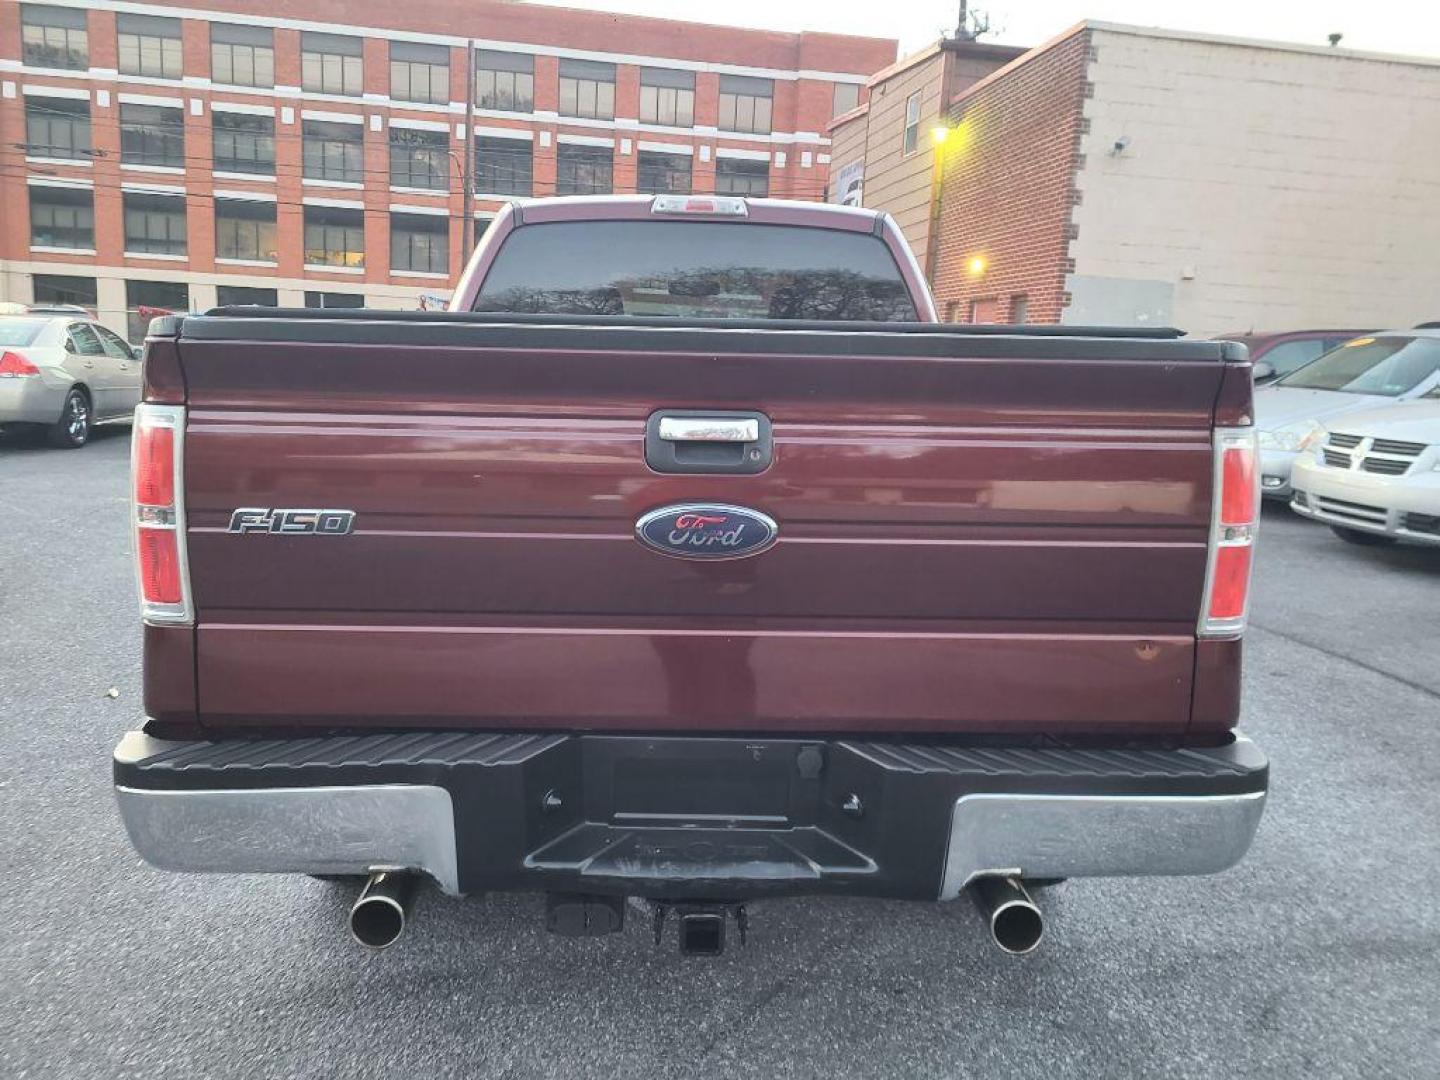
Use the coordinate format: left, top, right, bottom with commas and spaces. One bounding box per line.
304, 291, 364, 309
636, 151, 691, 195
126, 280, 189, 343
33, 274, 98, 310
474, 137, 532, 197
833, 82, 860, 118
117, 13, 182, 80
391, 213, 449, 275
639, 68, 694, 127
1010, 294, 1029, 325
21, 5, 88, 70
211, 25, 274, 88
213, 111, 275, 175
475, 51, 533, 112
390, 127, 449, 191
123, 193, 187, 257
392, 42, 449, 104
120, 104, 185, 170
559, 59, 615, 121
29, 185, 94, 250
217, 286, 278, 307
24, 97, 91, 160
715, 156, 769, 196
304, 205, 365, 268
555, 143, 612, 195
215, 198, 278, 262
303, 120, 364, 185
301, 32, 363, 97
718, 76, 773, 134
902, 91, 921, 155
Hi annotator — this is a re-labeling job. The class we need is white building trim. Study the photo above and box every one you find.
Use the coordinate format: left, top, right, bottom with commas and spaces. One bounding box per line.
214, 189, 278, 203
637, 141, 694, 155
715, 147, 771, 161
22, 84, 90, 100
118, 92, 185, 109
389, 203, 450, 216
40, 0, 876, 83
301, 109, 365, 124
210, 101, 275, 116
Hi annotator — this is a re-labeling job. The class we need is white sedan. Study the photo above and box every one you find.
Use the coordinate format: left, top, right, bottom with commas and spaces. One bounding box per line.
1290, 395, 1440, 547
1254, 332, 1440, 498
0, 314, 141, 447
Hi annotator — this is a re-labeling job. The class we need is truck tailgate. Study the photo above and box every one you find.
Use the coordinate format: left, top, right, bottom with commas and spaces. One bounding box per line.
175, 317, 1229, 736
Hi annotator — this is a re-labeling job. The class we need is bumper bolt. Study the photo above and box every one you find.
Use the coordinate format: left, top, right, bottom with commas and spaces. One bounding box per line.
842, 793, 864, 819
542, 789, 563, 813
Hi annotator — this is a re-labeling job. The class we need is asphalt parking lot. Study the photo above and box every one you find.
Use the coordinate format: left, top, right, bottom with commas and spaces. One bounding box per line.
3, 427, 1438, 1080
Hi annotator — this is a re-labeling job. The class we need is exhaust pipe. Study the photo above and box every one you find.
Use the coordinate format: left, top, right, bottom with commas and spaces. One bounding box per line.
971, 876, 1044, 955
349, 871, 416, 950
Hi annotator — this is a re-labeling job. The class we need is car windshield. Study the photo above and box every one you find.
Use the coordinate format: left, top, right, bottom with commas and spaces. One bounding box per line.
473, 220, 918, 321
1277, 336, 1440, 396
0, 319, 47, 347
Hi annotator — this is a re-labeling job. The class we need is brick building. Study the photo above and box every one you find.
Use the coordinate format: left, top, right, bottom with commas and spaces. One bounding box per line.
826, 37, 1023, 269
0, 1, 895, 339
928, 22, 1440, 335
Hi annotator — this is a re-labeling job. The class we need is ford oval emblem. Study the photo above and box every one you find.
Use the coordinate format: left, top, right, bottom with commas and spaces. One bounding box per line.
635, 503, 779, 560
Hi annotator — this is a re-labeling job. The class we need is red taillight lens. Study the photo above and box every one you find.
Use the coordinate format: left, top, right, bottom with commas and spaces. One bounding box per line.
133, 424, 175, 507
137, 528, 182, 604
1200, 428, 1258, 637
1219, 444, 1256, 526
132, 404, 190, 623
0, 351, 40, 377
1207, 545, 1252, 621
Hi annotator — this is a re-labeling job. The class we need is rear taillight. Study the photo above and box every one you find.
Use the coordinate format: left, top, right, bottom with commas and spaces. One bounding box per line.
1200, 427, 1259, 637
0, 351, 40, 377
132, 403, 191, 624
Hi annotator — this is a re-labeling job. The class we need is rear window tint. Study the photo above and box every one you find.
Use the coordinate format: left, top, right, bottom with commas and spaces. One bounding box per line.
473, 220, 917, 322
0, 319, 47, 346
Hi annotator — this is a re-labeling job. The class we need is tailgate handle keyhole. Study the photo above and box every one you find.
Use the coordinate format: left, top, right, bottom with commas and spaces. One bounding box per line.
646, 410, 772, 475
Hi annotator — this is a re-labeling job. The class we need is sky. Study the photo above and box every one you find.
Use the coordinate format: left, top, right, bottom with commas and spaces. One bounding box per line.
546, 0, 1440, 61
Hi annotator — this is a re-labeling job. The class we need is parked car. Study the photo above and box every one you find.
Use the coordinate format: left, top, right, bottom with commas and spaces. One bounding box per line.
0, 314, 141, 447
1290, 392, 1440, 546
1216, 329, 1370, 385
113, 195, 1267, 959
1254, 331, 1440, 497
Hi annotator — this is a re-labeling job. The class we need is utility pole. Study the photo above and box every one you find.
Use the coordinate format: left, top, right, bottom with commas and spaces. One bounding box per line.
460, 39, 476, 263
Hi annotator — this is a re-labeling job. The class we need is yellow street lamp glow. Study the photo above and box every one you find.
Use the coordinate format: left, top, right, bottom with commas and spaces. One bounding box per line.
968, 255, 987, 277
931, 125, 951, 146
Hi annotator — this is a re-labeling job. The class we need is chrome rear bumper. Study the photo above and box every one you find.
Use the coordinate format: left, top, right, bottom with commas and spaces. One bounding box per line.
115, 729, 1267, 901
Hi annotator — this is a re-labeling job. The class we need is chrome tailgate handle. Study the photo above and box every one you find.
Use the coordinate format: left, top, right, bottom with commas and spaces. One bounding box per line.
645, 410, 772, 475
658, 417, 759, 443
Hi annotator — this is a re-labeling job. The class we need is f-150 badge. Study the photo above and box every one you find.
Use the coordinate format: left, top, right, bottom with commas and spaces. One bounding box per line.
227, 508, 356, 535
635, 503, 778, 560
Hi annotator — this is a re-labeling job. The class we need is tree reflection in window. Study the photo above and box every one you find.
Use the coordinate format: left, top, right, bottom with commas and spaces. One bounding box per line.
474, 221, 917, 322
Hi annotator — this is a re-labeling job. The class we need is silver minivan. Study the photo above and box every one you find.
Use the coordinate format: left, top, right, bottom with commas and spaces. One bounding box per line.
0, 315, 142, 447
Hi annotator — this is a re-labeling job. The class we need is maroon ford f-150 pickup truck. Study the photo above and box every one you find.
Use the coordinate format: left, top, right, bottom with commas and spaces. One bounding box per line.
115, 195, 1266, 957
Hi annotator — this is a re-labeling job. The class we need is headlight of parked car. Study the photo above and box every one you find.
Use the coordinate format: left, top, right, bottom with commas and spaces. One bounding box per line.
1259, 421, 1322, 452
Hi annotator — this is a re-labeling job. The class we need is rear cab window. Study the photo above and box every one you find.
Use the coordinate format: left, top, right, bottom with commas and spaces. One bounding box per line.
472, 220, 918, 322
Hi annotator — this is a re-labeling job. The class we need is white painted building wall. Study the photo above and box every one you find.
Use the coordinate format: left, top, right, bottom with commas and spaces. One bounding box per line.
1068, 24, 1440, 337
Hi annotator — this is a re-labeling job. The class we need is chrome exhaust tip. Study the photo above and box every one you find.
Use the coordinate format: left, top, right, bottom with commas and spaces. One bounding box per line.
971, 875, 1044, 955
349, 871, 416, 950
